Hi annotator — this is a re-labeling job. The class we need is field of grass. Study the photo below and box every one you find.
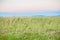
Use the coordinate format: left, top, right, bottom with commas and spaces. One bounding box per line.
0, 16, 60, 40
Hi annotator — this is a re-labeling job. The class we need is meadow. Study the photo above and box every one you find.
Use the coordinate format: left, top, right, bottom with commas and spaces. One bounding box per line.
0, 16, 60, 40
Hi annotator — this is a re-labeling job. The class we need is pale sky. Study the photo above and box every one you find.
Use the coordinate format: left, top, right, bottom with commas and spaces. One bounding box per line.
0, 0, 60, 12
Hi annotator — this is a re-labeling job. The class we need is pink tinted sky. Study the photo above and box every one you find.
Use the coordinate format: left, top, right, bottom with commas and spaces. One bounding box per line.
0, 0, 60, 12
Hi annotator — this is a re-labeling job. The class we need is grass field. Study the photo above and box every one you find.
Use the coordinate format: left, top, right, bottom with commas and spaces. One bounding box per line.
0, 16, 60, 40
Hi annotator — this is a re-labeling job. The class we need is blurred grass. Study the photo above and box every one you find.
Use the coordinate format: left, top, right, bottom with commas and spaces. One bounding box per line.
0, 16, 60, 40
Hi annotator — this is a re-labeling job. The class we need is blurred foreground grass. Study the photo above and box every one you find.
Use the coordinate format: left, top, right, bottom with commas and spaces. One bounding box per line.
0, 16, 60, 40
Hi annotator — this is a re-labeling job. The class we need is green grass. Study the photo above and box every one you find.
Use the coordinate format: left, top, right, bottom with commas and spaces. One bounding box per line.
0, 16, 60, 40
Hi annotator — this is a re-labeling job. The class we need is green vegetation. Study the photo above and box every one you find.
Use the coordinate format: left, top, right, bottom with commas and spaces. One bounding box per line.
0, 16, 60, 40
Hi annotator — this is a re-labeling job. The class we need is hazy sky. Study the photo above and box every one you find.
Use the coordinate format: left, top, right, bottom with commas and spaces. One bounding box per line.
0, 0, 60, 12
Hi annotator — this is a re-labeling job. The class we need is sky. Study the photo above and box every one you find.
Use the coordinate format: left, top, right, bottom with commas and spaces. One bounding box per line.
0, 0, 60, 16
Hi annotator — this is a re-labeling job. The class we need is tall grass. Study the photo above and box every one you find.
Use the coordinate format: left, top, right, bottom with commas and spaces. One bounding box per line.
0, 16, 60, 40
